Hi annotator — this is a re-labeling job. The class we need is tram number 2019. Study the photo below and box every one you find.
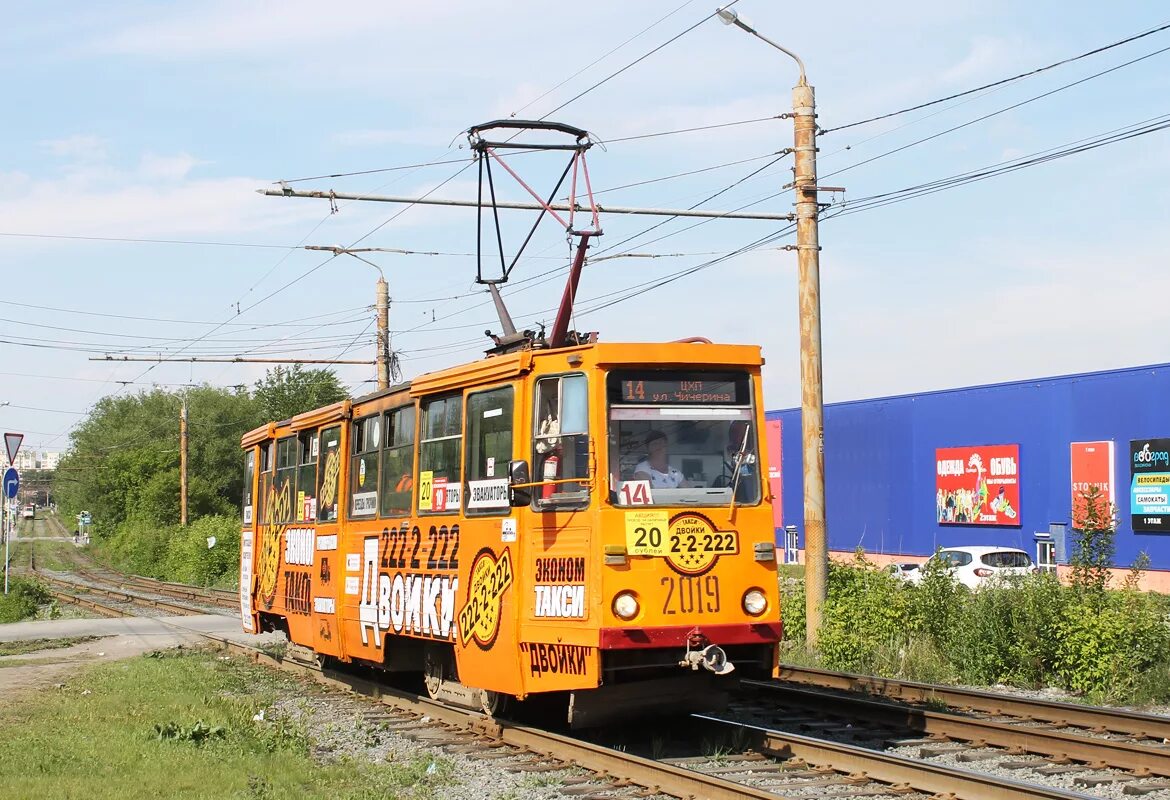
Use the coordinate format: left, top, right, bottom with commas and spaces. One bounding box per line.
661, 575, 720, 615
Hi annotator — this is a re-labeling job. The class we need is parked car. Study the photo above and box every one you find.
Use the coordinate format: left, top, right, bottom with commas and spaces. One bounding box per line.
910, 546, 1034, 588
886, 561, 923, 582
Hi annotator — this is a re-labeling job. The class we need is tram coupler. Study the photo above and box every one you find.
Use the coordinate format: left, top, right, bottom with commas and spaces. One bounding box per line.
678, 628, 735, 675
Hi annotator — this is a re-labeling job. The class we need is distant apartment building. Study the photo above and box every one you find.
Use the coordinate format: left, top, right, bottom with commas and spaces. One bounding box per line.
1, 450, 63, 471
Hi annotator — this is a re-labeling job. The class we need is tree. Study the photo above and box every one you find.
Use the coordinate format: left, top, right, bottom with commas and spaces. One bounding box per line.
253, 365, 349, 422
52, 385, 260, 536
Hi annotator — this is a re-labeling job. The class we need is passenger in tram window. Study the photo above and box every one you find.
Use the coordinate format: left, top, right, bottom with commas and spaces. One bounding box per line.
633, 430, 686, 488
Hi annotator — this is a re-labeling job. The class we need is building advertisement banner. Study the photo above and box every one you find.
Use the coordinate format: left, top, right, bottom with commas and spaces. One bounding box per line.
1070, 441, 1115, 527
1130, 438, 1170, 533
935, 444, 1020, 526
764, 419, 782, 529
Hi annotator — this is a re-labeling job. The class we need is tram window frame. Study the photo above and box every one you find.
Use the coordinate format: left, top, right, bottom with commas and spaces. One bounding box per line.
273, 436, 297, 524
464, 385, 514, 517
349, 414, 381, 519
257, 442, 273, 524
316, 425, 342, 523
532, 373, 590, 510
605, 370, 762, 508
242, 449, 256, 526
418, 394, 463, 515
294, 430, 319, 523
380, 404, 416, 518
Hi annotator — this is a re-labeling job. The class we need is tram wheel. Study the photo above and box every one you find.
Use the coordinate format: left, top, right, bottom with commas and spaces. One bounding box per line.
423, 650, 445, 700
480, 689, 508, 717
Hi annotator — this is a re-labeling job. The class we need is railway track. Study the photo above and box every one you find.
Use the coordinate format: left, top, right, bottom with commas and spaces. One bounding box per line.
723, 667, 1170, 796
776, 664, 1170, 742
74, 568, 237, 610
35, 570, 224, 617
22, 574, 1096, 800
21, 543, 1165, 798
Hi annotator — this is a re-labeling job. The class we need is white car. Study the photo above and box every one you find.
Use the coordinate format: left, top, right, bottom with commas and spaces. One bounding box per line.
910, 546, 1034, 589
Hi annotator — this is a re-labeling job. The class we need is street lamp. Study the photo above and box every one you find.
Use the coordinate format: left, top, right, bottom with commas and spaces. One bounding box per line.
304, 246, 391, 390
716, 6, 828, 647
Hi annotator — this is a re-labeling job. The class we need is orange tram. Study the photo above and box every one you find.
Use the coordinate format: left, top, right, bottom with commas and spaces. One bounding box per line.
239, 341, 782, 726
240, 120, 783, 727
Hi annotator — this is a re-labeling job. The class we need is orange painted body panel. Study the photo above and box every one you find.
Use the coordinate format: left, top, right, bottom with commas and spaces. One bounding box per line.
240, 342, 781, 700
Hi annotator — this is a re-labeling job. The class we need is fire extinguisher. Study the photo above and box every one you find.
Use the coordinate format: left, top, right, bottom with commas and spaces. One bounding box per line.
542, 453, 559, 500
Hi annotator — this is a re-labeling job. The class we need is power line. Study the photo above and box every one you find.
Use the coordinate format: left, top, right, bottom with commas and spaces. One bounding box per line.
821, 41, 1170, 181
823, 20, 1170, 134
510, 0, 698, 118
538, 2, 739, 120
830, 111, 1170, 216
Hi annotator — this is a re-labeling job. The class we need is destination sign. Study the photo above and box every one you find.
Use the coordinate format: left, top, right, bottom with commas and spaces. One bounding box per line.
609, 371, 749, 406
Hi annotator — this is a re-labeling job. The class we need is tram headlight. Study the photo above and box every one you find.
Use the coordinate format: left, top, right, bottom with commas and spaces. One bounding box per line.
742, 588, 768, 616
612, 591, 640, 620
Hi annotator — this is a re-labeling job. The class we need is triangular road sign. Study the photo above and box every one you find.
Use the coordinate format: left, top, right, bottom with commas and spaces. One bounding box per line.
5, 432, 23, 464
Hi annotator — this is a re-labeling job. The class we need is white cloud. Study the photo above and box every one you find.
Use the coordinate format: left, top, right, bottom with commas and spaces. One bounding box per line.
0, 155, 321, 239
40, 134, 107, 161
938, 36, 1020, 87
92, 1, 454, 58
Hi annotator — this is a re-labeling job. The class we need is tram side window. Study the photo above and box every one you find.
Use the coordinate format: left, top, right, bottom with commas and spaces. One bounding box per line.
273, 437, 297, 523
242, 449, 255, 526
295, 431, 318, 522
419, 395, 462, 514
533, 374, 589, 508
349, 416, 381, 518
258, 442, 273, 524
465, 386, 514, 515
317, 425, 342, 522
380, 405, 416, 517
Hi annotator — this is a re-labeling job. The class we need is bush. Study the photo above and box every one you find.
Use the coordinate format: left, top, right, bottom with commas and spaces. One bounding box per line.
162, 516, 241, 586
816, 552, 913, 674
777, 552, 1170, 705
1054, 588, 1170, 702
95, 514, 240, 587
0, 576, 53, 623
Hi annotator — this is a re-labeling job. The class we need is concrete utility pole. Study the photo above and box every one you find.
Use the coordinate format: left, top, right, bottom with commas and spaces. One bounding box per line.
376, 275, 390, 391
304, 246, 394, 390
180, 399, 188, 527
716, 7, 831, 646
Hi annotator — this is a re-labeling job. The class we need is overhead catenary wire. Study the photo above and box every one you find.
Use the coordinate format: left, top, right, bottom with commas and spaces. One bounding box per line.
823, 19, 1170, 134
537, 1, 739, 121
820, 41, 1170, 181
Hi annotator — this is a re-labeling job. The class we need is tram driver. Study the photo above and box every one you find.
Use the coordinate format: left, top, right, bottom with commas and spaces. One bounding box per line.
633, 430, 688, 488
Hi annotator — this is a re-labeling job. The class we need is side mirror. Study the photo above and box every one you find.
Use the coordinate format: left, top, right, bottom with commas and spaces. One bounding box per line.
508, 459, 532, 507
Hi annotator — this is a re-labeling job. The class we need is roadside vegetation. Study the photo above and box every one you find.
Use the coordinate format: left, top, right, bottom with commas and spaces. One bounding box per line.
0, 576, 56, 623
0, 648, 454, 799
782, 489, 1170, 706
51, 366, 346, 587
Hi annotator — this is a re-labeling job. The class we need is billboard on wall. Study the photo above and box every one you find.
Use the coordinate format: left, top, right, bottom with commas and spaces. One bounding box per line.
935, 444, 1020, 526
1070, 441, 1115, 527
1130, 438, 1170, 533
764, 419, 782, 529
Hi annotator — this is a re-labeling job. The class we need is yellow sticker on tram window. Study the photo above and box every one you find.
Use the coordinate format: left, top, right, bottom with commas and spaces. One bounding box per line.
418, 470, 433, 511
625, 510, 670, 557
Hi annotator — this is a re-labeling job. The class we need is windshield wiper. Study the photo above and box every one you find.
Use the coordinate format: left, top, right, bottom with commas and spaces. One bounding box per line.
728, 423, 753, 513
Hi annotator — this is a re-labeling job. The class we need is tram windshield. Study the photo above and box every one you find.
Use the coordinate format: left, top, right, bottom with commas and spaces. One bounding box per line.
607, 371, 760, 507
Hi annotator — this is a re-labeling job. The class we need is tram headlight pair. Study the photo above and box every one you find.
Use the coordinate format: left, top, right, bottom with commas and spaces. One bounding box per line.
612, 591, 640, 620
742, 588, 768, 616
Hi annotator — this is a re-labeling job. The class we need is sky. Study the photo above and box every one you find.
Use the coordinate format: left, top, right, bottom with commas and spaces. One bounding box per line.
1, 0, 1168, 452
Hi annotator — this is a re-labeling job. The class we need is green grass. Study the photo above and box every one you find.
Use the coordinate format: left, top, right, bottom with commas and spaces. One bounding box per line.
8, 539, 82, 572
0, 648, 456, 799
0, 636, 102, 657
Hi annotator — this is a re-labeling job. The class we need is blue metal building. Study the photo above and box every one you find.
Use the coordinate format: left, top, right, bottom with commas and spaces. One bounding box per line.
768, 362, 1170, 577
